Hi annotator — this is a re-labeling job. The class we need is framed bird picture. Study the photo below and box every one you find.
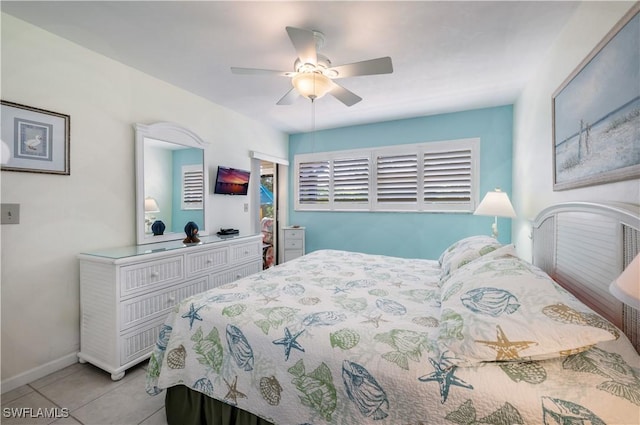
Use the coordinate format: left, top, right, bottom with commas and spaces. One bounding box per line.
1, 100, 70, 175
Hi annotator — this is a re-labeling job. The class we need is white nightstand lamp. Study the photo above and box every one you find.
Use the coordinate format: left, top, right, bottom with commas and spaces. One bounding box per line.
474, 188, 516, 238
609, 253, 640, 310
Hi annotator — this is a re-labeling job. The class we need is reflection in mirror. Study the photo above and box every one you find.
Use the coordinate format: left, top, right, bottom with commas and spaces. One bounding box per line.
135, 123, 209, 245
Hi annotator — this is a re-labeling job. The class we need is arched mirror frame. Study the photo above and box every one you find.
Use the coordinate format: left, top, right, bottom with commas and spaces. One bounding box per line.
135, 122, 209, 245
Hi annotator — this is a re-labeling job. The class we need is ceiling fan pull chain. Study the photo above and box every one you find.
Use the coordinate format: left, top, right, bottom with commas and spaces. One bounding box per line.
311, 98, 316, 152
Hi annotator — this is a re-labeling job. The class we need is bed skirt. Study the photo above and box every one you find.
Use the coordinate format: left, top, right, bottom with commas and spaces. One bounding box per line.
165, 385, 274, 425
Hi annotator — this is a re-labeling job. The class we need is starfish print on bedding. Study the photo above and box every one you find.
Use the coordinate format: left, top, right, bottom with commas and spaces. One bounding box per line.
181, 303, 205, 330
273, 327, 305, 361
260, 294, 280, 304
361, 314, 389, 328
418, 352, 473, 403
475, 325, 538, 361
223, 375, 247, 405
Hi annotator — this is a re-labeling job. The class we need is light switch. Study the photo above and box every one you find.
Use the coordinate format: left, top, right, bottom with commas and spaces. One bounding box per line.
244, 203, 249, 212
1, 203, 20, 224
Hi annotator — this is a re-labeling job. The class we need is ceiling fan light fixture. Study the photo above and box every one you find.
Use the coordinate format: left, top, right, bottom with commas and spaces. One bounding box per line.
292, 72, 332, 100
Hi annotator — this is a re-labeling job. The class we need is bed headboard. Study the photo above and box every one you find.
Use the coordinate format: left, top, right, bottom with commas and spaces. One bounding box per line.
532, 201, 640, 352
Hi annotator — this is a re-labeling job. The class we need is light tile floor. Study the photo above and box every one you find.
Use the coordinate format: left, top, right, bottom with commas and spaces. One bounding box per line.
1, 362, 167, 425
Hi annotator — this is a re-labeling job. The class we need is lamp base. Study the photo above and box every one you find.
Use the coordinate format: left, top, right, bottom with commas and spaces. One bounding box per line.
491, 217, 499, 239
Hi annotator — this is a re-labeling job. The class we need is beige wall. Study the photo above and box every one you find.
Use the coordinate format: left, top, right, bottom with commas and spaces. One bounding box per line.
1, 13, 288, 390
513, 1, 640, 260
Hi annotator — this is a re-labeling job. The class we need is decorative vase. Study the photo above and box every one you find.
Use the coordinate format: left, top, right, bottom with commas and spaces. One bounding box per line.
151, 220, 165, 236
183, 221, 200, 244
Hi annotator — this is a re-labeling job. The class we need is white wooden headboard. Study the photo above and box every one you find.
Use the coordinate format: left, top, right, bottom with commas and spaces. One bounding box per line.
532, 202, 640, 352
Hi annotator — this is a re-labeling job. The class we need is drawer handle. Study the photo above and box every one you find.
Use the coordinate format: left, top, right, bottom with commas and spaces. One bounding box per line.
167, 297, 175, 304
150, 271, 159, 278
236, 274, 242, 279
206, 259, 213, 264
243, 250, 249, 255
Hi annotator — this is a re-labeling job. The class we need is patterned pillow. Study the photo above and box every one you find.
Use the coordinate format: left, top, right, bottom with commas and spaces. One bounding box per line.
438, 254, 619, 367
438, 235, 503, 284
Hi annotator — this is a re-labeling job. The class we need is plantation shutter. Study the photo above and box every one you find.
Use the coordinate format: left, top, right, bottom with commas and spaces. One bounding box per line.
182, 166, 204, 210
298, 160, 331, 204
294, 137, 478, 212
376, 153, 418, 203
333, 157, 369, 203
423, 148, 473, 205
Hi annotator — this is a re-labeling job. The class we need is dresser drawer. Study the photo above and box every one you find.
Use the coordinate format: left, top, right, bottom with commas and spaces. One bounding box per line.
120, 319, 163, 366
284, 229, 304, 240
186, 246, 229, 277
120, 276, 209, 331
284, 238, 304, 250
229, 240, 262, 264
120, 256, 184, 298
284, 249, 303, 262
209, 262, 262, 288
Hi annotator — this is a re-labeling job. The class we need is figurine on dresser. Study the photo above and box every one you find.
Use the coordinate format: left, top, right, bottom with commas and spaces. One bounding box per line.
183, 221, 200, 244
151, 220, 165, 236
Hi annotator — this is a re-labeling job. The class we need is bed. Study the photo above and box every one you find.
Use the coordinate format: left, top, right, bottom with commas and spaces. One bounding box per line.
145, 202, 640, 425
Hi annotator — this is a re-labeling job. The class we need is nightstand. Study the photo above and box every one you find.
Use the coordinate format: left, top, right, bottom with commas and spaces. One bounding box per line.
282, 226, 305, 262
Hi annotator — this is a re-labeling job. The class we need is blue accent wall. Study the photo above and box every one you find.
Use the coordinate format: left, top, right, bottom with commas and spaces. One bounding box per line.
288, 105, 514, 259
171, 148, 204, 233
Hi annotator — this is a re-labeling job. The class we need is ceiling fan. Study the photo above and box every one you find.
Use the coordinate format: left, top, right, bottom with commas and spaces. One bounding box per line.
231, 26, 393, 107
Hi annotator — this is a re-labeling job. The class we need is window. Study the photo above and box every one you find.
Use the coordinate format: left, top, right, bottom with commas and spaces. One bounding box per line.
334, 157, 369, 204
298, 160, 330, 205
181, 164, 204, 210
294, 138, 479, 212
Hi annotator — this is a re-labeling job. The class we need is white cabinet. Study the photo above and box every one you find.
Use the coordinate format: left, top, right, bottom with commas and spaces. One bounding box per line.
283, 226, 305, 262
78, 234, 262, 380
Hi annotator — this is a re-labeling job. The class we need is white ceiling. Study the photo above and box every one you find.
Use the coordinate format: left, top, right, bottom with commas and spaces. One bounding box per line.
2, 1, 581, 134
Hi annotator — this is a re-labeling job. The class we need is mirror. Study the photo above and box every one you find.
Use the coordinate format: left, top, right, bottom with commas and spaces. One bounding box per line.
135, 122, 209, 245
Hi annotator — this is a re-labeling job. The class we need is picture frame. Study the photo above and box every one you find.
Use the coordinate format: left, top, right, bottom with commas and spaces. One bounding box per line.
1, 100, 70, 175
552, 3, 639, 191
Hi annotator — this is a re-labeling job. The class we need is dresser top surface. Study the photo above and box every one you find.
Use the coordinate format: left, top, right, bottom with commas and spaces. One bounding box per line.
79, 233, 261, 260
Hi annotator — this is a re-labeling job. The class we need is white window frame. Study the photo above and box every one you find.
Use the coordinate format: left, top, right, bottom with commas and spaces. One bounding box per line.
294, 138, 480, 213
181, 164, 204, 210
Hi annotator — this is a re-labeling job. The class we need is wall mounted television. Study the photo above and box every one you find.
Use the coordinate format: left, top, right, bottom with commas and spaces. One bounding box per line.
213, 166, 250, 195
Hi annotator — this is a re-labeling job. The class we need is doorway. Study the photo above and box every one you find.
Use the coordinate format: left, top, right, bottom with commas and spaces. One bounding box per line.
260, 160, 276, 269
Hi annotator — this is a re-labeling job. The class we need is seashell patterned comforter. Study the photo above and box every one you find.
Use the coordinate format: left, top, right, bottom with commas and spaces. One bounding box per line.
145, 249, 640, 425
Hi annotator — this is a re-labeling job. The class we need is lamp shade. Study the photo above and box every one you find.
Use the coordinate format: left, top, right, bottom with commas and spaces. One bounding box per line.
609, 253, 640, 310
474, 189, 516, 218
292, 72, 332, 100
144, 197, 160, 213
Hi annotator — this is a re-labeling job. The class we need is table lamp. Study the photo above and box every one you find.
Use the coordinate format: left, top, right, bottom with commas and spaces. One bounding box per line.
609, 253, 640, 310
144, 197, 160, 233
473, 188, 516, 238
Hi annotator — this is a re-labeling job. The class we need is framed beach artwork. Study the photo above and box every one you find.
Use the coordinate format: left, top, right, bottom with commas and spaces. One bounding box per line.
552, 3, 639, 191
1, 101, 70, 175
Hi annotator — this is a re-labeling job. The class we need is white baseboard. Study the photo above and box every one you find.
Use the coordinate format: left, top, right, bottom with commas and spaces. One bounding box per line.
1, 352, 79, 394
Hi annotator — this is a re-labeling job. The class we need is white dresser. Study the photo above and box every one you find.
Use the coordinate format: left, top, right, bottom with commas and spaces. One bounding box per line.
282, 226, 305, 262
77, 234, 262, 380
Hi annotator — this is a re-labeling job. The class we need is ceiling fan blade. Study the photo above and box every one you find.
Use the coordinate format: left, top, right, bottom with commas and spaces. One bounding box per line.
276, 87, 300, 105
329, 81, 362, 107
231, 67, 293, 76
286, 26, 317, 65
327, 57, 393, 78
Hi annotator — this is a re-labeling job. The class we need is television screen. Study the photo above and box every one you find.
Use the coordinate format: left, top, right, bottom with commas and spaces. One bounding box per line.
214, 166, 250, 195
